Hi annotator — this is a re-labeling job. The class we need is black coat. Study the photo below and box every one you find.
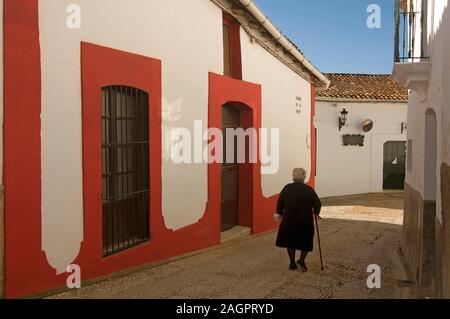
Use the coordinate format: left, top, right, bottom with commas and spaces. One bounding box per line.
276, 182, 322, 252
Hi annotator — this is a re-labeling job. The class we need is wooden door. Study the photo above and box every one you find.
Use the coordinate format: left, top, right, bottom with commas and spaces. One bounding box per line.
221, 104, 240, 232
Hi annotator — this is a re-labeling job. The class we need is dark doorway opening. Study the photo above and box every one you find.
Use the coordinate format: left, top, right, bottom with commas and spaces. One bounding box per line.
221, 103, 254, 233
383, 141, 407, 190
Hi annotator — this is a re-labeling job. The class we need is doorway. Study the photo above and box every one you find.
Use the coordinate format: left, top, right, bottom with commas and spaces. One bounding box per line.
383, 141, 407, 190
221, 104, 240, 232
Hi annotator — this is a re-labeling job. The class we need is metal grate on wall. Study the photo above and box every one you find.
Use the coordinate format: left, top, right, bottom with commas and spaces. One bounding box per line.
101, 85, 150, 257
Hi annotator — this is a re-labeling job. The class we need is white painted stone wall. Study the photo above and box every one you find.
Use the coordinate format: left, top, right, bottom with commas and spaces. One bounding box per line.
240, 31, 313, 198
38, 0, 317, 273
39, 0, 223, 273
0, 0, 3, 181
0, 0, 4, 298
315, 100, 407, 198
405, 0, 449, 223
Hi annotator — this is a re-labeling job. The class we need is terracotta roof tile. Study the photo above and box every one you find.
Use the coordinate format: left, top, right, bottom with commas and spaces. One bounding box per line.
316, 73, 408, 101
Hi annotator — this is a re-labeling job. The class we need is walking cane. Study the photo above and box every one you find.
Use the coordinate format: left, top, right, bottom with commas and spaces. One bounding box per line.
314, 214, 324, 271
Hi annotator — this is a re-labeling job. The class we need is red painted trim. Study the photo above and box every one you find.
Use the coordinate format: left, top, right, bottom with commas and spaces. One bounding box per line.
208, 73, 260, 232
78, 42, 163, 272
223, 13, 242, 80
208, 73, 280, 234
3, 0, 59, 298
75, 43, 222, 283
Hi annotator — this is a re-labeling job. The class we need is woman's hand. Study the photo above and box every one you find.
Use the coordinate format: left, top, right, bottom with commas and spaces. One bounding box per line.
273, 213, 283, 222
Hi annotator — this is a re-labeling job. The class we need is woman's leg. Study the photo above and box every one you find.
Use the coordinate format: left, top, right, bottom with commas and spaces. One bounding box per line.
297, 251, 309, 269
287, 249, 297, 269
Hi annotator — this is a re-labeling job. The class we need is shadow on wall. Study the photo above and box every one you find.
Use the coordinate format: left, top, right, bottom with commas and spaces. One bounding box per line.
437, 0, 450, 300
321, 192, 405, 211
441, 163, 450, 298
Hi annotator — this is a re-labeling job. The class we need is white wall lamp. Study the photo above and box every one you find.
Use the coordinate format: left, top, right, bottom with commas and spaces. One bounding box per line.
339, 109, 349, 131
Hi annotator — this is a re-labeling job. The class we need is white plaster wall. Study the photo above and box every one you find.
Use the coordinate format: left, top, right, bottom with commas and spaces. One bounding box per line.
429, 0, 449, 223
0, 0, 3, 182
405, 0, 449, 223
240, 31, 313, 197
405, 92, 426, 195
39, 0, 223, 273
315, 101, 407, 198
0, 0, 3, 297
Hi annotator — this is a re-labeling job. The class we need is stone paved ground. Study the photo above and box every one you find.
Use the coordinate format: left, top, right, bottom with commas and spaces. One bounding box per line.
48, 192, 406, 299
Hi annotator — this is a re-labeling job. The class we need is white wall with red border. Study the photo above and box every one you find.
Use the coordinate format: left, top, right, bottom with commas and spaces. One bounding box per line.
39, 0, 225, 274
2, 0, 318, 298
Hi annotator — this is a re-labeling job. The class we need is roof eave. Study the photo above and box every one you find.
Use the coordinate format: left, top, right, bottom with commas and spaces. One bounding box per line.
316, 96, 409, 103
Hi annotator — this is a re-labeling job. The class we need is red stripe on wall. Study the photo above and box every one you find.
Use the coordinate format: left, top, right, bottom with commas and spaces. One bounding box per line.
3, 0, 63, 298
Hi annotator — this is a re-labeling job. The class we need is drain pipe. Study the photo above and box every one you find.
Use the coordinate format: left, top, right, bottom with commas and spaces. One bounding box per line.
238, 0, 330, 89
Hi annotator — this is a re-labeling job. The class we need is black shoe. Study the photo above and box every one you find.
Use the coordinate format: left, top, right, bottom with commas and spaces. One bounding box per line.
289, 263, 298, 270
297, 261, 308, 272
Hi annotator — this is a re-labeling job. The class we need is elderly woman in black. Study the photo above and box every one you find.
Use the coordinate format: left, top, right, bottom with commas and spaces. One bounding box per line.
275, 168, 322, 271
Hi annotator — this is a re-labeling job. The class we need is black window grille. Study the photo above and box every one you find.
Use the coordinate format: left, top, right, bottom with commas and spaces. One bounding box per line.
102, 85, 150, 257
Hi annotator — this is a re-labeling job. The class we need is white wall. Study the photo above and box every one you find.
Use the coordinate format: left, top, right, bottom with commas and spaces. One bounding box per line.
0, 0, 4, 298
39, 0, 223, 273
315, 100, 407, 198
38, 0, 315, 273
406, 0, 449, 223
0, 0, 3, 182
240, 31, 313, 197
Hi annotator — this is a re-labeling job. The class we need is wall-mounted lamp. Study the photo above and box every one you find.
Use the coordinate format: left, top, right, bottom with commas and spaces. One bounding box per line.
401, 122, 408, 134
339, 109, 349, 131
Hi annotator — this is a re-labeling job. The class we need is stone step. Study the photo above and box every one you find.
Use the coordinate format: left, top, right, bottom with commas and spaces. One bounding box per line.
221, 226, 251, 244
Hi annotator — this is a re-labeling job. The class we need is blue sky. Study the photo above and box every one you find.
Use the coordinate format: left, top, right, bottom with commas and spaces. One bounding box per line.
253, 0, 396, 74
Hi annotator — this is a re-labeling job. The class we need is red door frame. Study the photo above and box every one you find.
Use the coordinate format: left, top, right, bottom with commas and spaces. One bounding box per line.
208, 73, 262, 232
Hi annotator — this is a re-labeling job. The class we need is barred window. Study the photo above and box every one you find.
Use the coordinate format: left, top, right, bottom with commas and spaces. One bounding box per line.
102, 86, 150, 257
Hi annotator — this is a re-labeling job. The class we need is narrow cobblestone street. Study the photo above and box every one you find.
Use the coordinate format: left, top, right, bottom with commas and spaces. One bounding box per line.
48, 193, 405, 299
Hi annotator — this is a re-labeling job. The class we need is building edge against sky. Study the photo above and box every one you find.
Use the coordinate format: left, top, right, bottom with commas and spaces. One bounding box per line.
0, 0, 328, 298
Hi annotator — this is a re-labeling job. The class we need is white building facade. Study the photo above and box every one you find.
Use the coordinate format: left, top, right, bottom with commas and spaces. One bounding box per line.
315, 74, 408, 198
0, 0, 329, 298
392, 0, 450, 298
